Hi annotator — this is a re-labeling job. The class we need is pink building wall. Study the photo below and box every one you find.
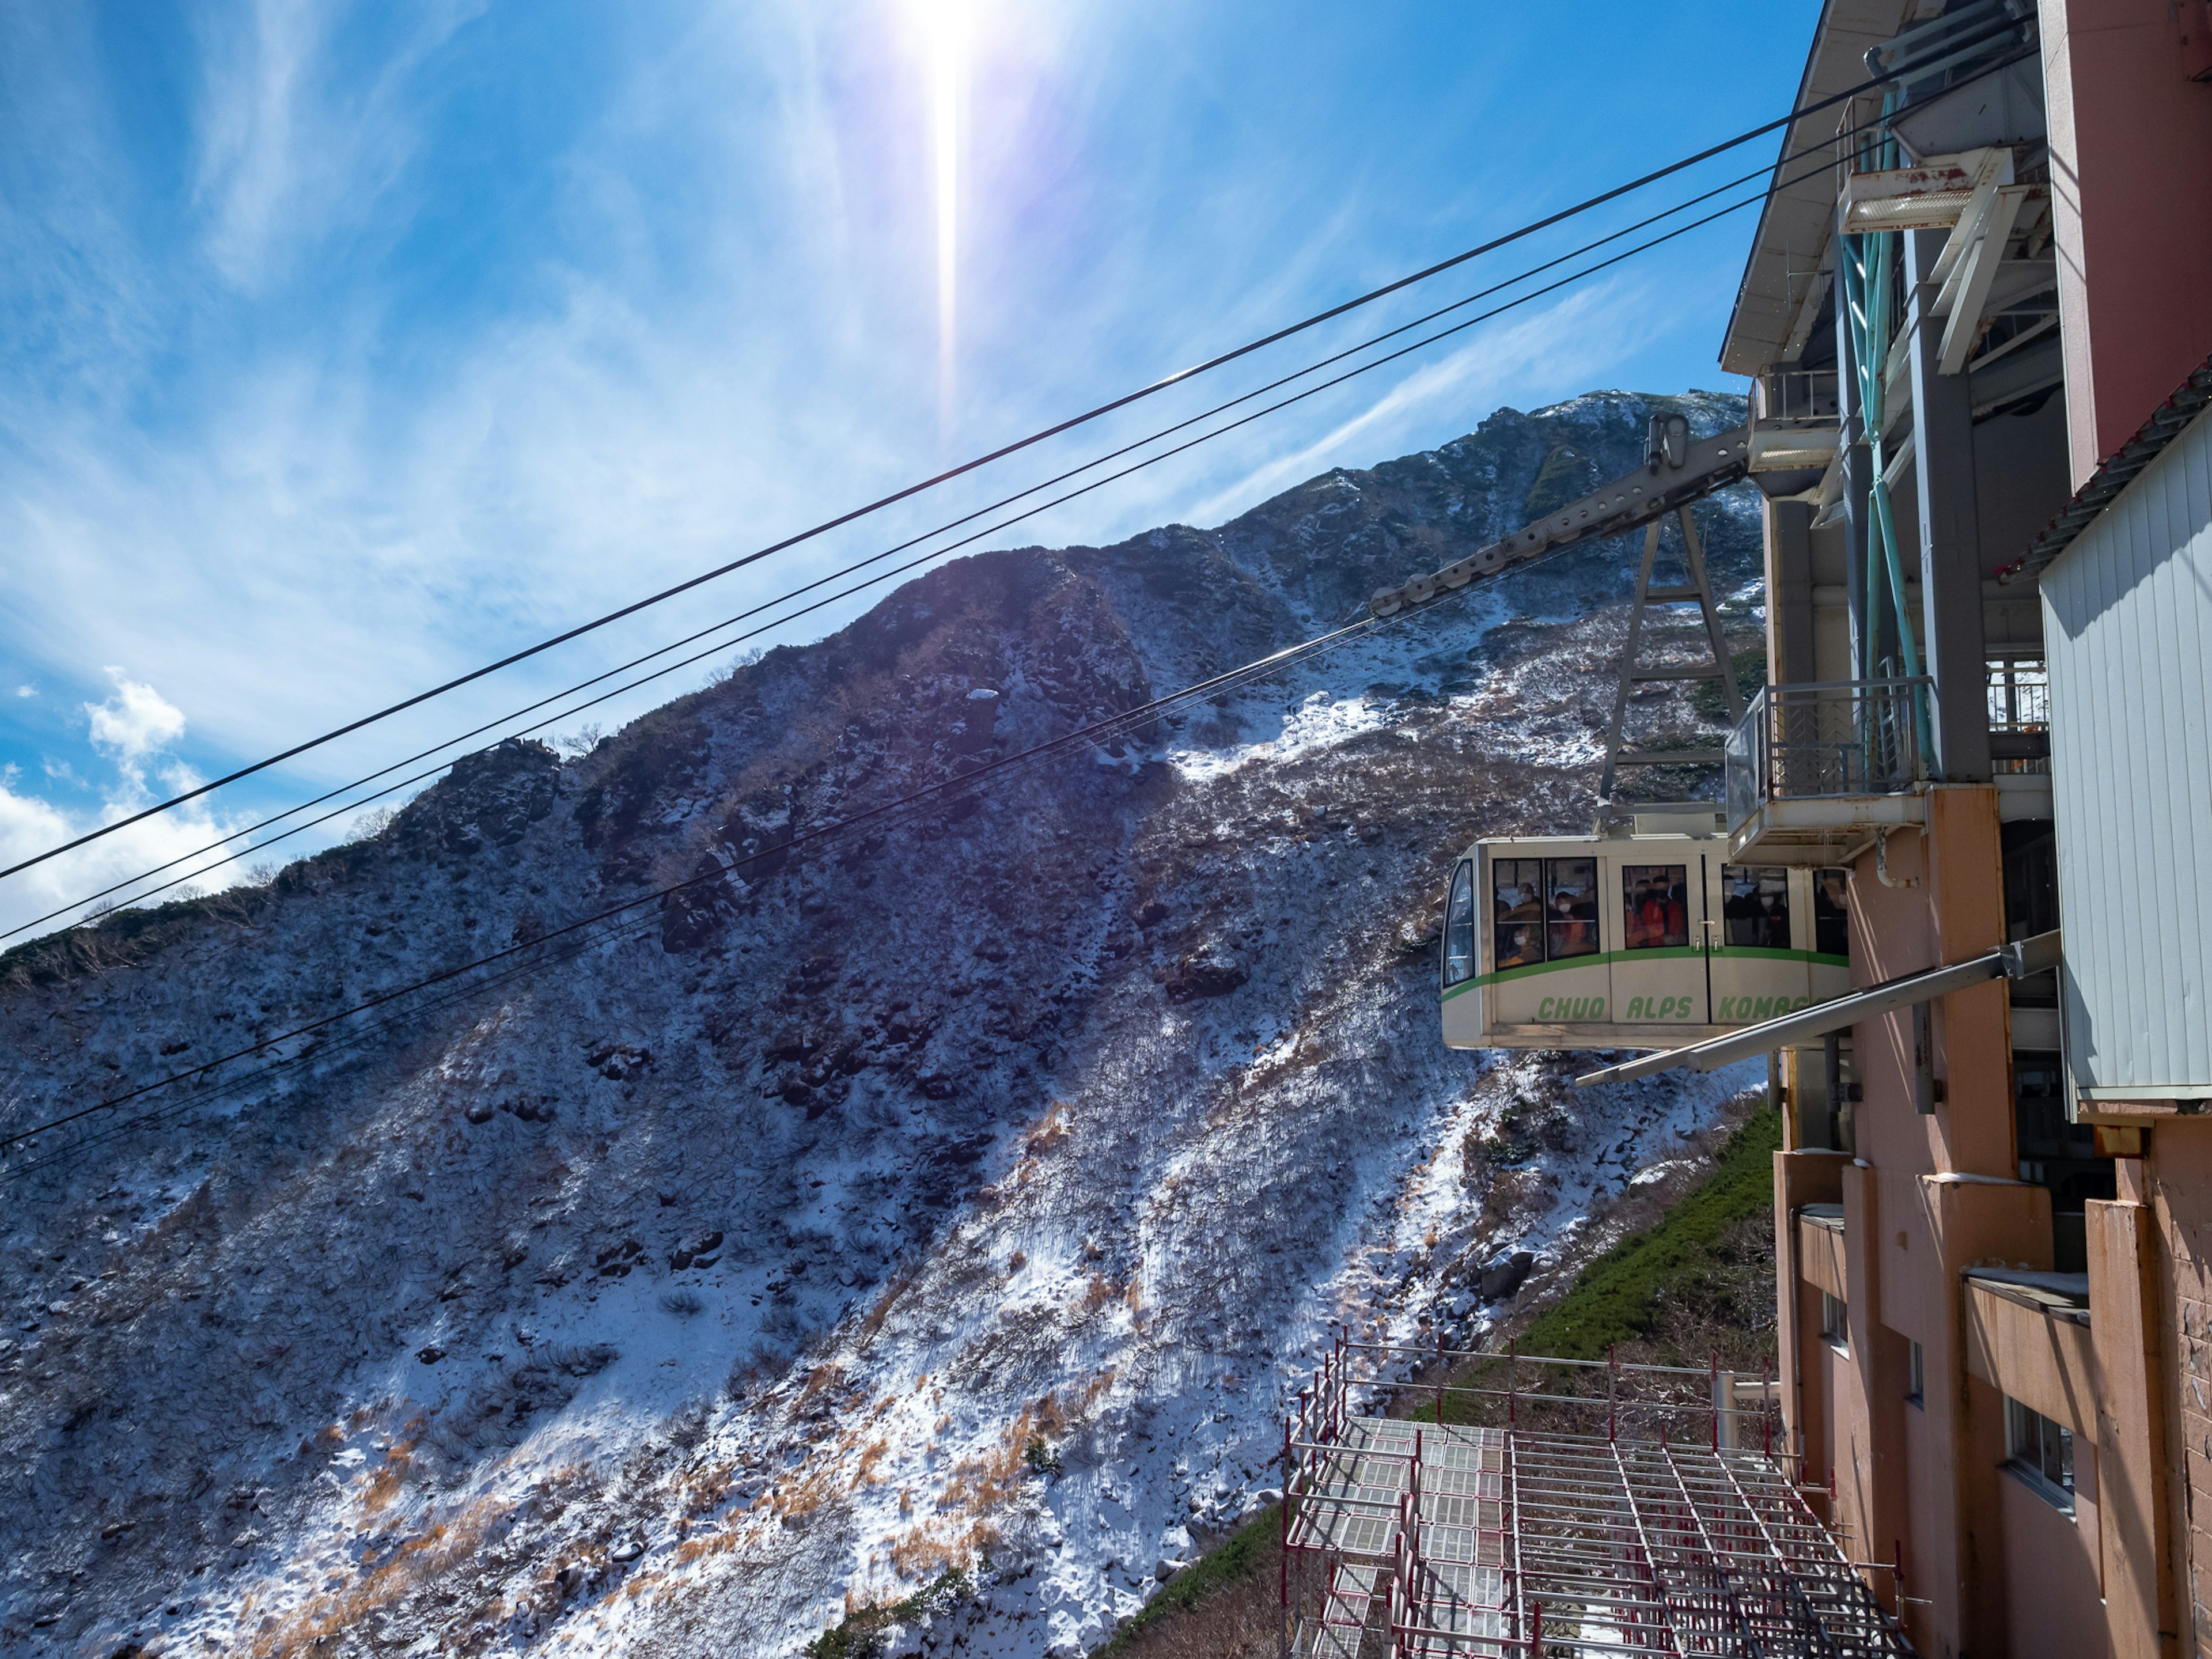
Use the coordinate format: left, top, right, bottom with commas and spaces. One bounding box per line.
2041, 0, 2212, 486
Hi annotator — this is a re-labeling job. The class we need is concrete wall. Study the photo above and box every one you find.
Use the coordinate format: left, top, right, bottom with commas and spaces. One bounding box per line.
2141, 1132, 2212, 1648
1963, 1282, 2096, 1435
1998, 1457, 2109, 1659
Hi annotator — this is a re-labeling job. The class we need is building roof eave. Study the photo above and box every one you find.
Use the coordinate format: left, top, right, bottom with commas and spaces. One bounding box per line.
1719, 0, 1918, 379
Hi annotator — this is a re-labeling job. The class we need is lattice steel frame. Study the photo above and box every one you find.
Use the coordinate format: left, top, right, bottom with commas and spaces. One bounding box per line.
1279, 1340, 1913, 1658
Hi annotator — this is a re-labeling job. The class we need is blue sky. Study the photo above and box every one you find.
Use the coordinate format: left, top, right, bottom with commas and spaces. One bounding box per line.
0, 0, 1816, 938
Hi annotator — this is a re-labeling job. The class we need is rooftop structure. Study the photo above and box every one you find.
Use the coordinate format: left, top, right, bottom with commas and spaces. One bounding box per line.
1278, 1340, 1910, 1657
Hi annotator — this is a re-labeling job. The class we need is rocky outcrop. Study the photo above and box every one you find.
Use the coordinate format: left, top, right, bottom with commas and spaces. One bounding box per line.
0, 390, 1762, 1658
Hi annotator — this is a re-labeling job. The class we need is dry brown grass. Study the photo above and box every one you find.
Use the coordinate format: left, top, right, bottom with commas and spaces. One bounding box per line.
241, 1497, 501, 1657
857, 1264, 920, 1340
886, 1517, 1002, 1580
1022, 1100, 1074, 1159
854, 1438, 891, 1486
359, 1429, 420, 1514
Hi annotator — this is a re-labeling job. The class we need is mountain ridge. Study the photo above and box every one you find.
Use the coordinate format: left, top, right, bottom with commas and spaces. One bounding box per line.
0, 386, 1762, 1658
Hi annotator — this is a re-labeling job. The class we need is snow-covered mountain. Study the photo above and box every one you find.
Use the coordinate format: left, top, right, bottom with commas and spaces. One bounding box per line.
0, 389, 1765, 1658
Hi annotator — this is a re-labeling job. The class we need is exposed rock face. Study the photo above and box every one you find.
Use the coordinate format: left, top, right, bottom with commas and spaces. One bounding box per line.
0, 391, 1763, 1657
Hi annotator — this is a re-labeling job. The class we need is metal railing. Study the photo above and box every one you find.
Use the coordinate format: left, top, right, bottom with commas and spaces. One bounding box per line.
1987, 657, 2050, 775
1277, 1335, 1912, 1658
1726, 678, 1933, 827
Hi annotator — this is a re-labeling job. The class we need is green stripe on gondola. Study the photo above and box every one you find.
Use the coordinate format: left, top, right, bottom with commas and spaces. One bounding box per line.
1440, 944, 1849, 1002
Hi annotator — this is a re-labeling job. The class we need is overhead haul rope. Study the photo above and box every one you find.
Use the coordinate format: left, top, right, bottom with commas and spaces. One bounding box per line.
0, 27, 2034, 884
0, 607, 1404, 1171
10, 505, 1669, 1181
6, 52, 2039, 943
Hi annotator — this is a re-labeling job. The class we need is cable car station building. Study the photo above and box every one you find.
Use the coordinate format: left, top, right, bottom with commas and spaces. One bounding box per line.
1571, 3, 2212, 1654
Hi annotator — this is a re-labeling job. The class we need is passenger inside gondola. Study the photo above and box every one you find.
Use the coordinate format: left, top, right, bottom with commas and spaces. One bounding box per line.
1623, 863, 1690, 949
1493, 858, 1546, 967
1544, 857, 1599, 959
1814, 868, 1850, 956
1723, 866, 1791, 949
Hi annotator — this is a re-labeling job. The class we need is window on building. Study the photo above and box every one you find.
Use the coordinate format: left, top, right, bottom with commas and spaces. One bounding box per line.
1623, 864, 1690, 950
1821, 1291, 1849, 1354
1987, 657, 2050, 776
1721, 865, 1791, 948
1493, 857, 1601, 969
2003, 824, 2060, 943
1443, 862, 1475, 988
1907, 1340, 1923, 1407
1813, 868, 1850, 958
2005, 1395, 2074, 1513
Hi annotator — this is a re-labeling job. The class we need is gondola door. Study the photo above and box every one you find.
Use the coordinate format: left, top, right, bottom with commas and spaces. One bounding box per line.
1611, 852, 1707, 1035
1707, 861, 1818, 1022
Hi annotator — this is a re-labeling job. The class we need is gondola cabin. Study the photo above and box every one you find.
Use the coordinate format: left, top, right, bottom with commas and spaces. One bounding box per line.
1440, 825, 1851, 1050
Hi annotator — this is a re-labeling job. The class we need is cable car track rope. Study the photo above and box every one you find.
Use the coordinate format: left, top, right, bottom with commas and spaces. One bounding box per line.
0, 30, 2033, 884
1, 606, 1404, 1173
1, 52, 2037, 942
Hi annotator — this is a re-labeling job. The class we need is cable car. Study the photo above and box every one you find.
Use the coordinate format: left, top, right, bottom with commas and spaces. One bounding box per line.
1438, 820, 1851, 1050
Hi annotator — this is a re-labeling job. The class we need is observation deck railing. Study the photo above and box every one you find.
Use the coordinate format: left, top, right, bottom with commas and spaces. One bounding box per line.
1725, 677, 1933, 833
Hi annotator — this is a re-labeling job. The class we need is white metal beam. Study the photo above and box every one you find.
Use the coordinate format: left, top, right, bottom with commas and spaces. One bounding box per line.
1938, 185, 2032, 373
1573, 930, 2061, 1086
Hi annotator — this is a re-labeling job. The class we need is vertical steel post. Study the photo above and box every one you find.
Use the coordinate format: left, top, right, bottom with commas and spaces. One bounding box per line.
1711, 1349, 1721, 1452
1608, 1343, 1618, 1443
1508, 1337, 1518, 1428
1436, 1332, 1446, 1427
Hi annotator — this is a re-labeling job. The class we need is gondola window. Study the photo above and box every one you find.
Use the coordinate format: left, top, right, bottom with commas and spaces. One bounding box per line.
1493, 858, 1546, 969
1622, 865, 1690, 950
1443, 861, 1476, 987
1493, 858, 1602, 969
1543, 858, 1600, 960
1814, 868, 1850, 957
1722, 865, 1791, 948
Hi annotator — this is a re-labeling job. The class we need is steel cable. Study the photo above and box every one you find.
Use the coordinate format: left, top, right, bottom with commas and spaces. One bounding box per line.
0, 33, 2030, 882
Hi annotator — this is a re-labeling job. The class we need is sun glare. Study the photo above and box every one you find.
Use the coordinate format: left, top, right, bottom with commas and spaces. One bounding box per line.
921, 0, 968, 437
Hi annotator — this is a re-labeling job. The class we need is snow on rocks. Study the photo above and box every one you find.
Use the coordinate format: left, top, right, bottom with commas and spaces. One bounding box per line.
0, 391, 1767, 1658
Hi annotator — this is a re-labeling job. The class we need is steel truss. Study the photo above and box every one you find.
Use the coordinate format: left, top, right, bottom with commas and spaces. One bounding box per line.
1279, 1342, 1912, 1657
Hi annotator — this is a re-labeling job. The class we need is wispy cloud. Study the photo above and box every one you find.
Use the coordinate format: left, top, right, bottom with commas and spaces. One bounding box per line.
0, 0, 1758, 942
191, 0, 483, 292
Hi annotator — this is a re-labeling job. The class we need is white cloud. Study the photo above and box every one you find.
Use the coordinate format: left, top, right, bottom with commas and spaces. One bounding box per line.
0, 757, 262, 944
84, 668, 188, 769
191, 0, 483, 292
0, 0, 1732, 893
13, 684, 32, 698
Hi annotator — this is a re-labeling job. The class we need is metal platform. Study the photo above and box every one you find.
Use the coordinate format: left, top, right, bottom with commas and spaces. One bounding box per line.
1279, 1343, 1913, 1657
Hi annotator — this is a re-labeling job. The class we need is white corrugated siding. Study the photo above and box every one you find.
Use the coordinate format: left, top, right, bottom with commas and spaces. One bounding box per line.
2042, 404, 2212, 1096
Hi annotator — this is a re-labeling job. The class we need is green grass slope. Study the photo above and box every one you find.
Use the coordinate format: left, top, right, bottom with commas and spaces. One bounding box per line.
1097, 1106, 1782, 1657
